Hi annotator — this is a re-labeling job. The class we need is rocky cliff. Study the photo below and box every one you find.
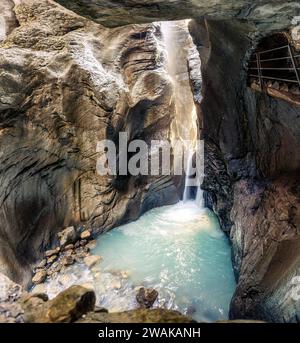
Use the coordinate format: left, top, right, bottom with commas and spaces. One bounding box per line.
189, 19, 300, 322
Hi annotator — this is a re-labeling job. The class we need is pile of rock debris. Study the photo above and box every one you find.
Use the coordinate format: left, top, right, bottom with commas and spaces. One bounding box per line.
32, 226, 101, 286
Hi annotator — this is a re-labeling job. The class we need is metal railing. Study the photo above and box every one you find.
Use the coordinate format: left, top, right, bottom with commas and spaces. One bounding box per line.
248, 44, 300, 90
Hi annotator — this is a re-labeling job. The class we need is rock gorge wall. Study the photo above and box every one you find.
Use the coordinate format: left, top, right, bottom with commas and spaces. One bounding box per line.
189, 19, 300, 322
55, 0, 300, 32
0, 0, 196, 285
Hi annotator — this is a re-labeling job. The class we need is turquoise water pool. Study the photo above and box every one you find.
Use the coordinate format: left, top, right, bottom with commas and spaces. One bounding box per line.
92, 201, 236, 322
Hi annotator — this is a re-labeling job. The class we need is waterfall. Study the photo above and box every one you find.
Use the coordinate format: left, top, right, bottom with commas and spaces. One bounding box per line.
183, 150, 193, 202
196, 185, 204, 208
160, 21, 204, 207
183, 148, 204, 208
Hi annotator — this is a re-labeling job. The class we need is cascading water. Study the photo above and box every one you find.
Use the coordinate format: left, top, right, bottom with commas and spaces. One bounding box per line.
183, 150, 194, 202
160, 21, 204, 207
182, 142, 205, 207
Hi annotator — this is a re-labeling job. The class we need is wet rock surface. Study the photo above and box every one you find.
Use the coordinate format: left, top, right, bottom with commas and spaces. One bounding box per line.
229, 177, 300, 322
136, 287, 158, 308
83, 255, 102, 268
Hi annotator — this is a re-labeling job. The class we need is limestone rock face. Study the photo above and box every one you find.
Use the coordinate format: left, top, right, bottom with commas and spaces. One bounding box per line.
0, 0, 181, 285
230, 178, 300, 322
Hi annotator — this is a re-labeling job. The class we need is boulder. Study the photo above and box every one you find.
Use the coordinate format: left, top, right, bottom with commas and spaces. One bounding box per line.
32, 270, 47, 285
86, 240, 97, 250
45, 248, 60, 257
45, 286, 96, 323
83, 255, 102, 268
48, 261, 62, 274
80, 230, 91, 240
136, 287, 158, 308
36, 259, 47, 269
21, 294, 50, 323
58, 227, 77, 247
64, 244, 74, 251
22, 285, 96, 323
62, 255, 75, 266
47, 255, 58, 264
31, 284, 46, 295
75, 246, 89, 259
